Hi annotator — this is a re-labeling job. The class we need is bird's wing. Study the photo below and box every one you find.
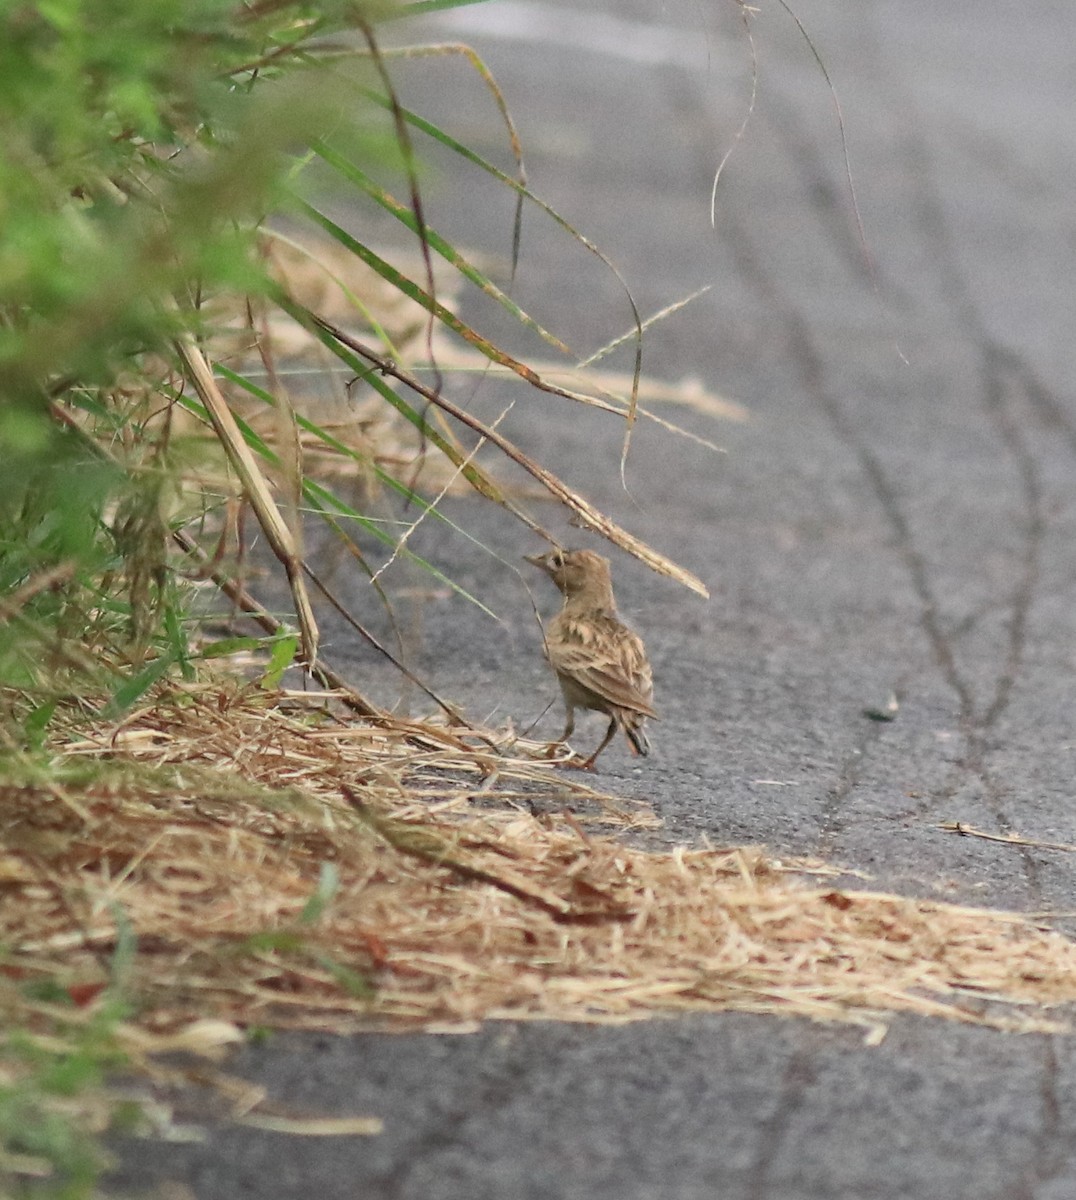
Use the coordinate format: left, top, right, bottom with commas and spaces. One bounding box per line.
547, 615, 657, 717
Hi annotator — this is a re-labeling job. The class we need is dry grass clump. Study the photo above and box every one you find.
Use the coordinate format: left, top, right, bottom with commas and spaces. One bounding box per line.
4, 687, 1076, 1043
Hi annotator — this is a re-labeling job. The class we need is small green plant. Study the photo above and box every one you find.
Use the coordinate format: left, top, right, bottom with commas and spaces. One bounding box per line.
0, 0, 400, 706
0, 949, 136, 1199
0, 1, 713, 1189
0, 0, 708, 734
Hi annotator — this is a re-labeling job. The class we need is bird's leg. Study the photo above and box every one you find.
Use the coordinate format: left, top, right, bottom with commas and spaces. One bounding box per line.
544, 707, 575, 759
580, 716, 619, 771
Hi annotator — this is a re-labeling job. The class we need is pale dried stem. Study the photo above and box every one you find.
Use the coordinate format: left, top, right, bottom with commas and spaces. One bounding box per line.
174, 336, 320, 665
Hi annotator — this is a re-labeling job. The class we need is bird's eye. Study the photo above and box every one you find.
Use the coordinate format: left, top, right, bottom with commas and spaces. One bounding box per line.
551, 550, 564, 568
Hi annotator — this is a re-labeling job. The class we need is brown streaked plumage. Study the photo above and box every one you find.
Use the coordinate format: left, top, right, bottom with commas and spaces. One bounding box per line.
525, 547, 656, 769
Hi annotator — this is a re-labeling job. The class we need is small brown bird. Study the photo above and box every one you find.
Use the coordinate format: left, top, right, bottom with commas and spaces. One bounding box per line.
525, 547, 656, 769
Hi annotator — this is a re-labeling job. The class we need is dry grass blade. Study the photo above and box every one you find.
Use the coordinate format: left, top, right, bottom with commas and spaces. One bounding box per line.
302, 563, 483, 735
367, 39, 529, 285
311, 318, 710, 598
236, 1114, 383, 1136
346, 787, 580, 919
174, 336, 320, 665
939, 821, 1076, 855
430, 345, 747, 454
710, 3, 759, 227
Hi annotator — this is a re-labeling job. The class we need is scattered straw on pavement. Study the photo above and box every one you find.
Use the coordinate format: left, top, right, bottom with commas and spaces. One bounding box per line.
4, 685, 1076, 1048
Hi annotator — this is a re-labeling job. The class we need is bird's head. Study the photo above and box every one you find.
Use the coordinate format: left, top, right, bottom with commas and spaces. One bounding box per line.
524, 547, 614, 602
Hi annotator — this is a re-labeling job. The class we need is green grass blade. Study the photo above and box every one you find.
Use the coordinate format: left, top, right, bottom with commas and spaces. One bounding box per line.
106, 653, 175, 716
295, 202, 562, 390
309, 140, 571, 356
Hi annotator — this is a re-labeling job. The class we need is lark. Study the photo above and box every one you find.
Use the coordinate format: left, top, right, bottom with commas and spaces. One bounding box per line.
525, 547, 656, 769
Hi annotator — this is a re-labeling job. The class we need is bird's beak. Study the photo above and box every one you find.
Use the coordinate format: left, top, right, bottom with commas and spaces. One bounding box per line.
523, 552, 549, 570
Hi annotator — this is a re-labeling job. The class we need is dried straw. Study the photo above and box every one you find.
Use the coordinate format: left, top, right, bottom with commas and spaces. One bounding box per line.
4, 687, 1076, 1042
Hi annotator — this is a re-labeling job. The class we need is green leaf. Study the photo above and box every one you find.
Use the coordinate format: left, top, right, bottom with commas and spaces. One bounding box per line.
22, 701, 57, 752
241, 930, 304, 954
198, 636, 266, 659
309, 141, 573, 355
315, 953, 375, 999
106, 654, 175, 715
392, 0, 490, 18
108, 902, 138, 996
163, 604, 195, 682
260, 634, 298, 688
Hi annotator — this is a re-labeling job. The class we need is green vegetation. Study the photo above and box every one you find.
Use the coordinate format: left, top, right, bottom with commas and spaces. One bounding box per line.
0, 0, 670, 1191
0, 2, 462, 1192
0, 0, 699, 708
0, 0, 718, 1188
0, 0, 408, 693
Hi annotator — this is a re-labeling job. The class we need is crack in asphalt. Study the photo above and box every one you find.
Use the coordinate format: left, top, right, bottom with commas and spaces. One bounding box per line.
688, 9, 1074, 1186
854, 15, 1070, 1195
977, 351, 1045, 732
883, 73, 1046, 853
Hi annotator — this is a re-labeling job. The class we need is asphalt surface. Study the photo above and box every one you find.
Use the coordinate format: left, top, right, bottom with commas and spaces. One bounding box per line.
110, 2, 1076, 1196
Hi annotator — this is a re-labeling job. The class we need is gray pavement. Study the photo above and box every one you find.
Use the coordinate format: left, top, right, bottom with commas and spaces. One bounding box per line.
110, 2, 1076, 1196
